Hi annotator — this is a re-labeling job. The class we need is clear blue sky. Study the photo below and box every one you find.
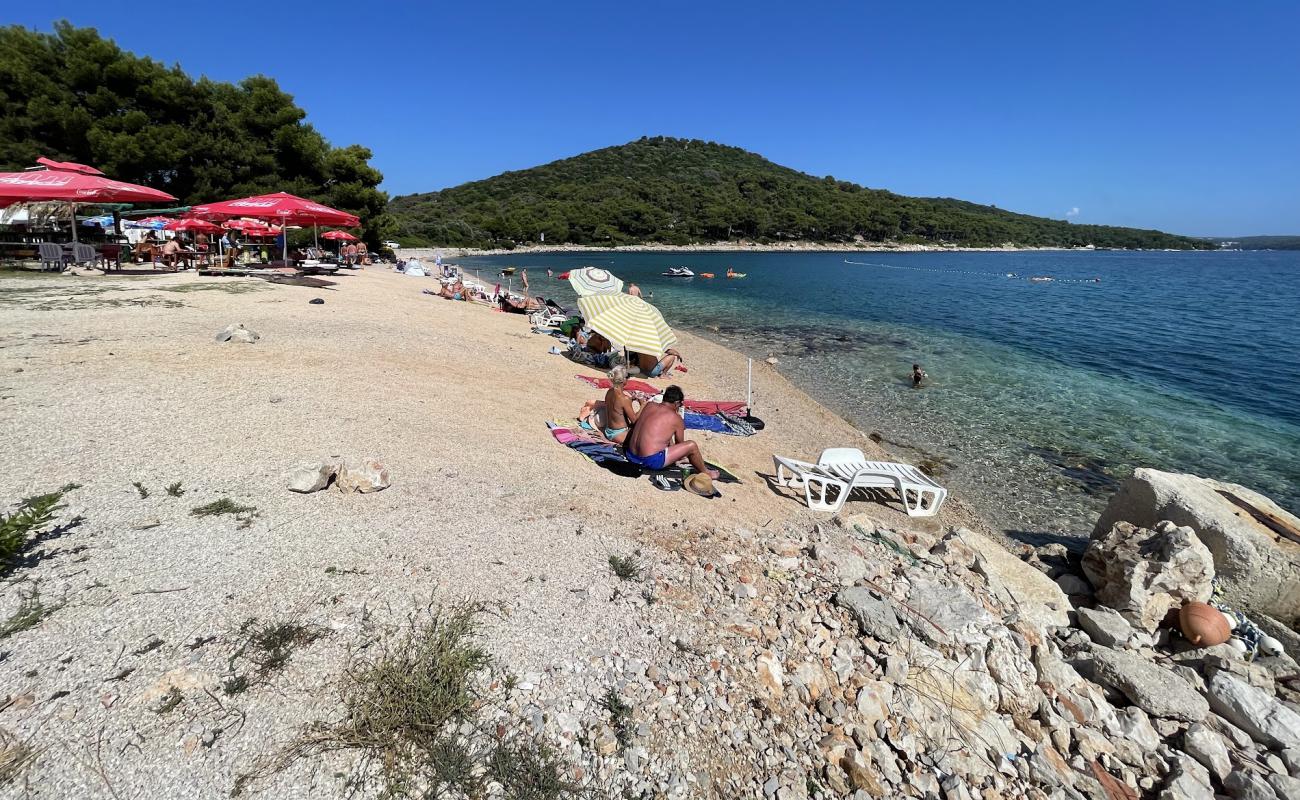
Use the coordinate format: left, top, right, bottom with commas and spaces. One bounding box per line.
9, 2, 1300, 235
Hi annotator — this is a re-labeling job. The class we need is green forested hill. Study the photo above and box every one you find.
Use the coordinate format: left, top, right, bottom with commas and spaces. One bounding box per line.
390, 137, 1208, 250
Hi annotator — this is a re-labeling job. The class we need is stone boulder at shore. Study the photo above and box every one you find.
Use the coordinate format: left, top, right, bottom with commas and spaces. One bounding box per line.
1093, 468, 1300, 621
1082, 520, 1214, 633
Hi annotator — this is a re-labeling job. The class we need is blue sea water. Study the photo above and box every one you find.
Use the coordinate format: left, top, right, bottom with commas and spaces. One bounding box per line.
461, 250, 1300, 536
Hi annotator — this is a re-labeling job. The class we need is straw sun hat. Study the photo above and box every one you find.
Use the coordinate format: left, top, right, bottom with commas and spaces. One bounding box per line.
684, 472, 717, 498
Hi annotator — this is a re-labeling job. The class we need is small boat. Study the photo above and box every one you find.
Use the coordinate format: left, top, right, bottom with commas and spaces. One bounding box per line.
557, 271, 570, 280
1028, 275, 1054, 283
662, 266, 695, 277
500, 267, 517, 276
699, 272, 715, 278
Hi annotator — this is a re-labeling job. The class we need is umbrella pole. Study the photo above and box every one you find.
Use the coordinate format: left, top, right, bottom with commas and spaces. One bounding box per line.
314, 223, 318, 250
747, 358, 753, 412
70, 203, 78, 243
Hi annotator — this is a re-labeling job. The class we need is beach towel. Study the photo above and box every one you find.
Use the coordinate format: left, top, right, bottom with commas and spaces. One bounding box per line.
547, 423, 739, 483
575, 375, 748, 416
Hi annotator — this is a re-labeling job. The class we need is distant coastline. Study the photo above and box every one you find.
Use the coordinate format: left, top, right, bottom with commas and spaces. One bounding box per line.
406, 241, 1103, 258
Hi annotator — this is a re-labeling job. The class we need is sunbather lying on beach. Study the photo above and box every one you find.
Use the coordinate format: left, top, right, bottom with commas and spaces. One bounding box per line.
601, 366, 639, 444
632, 348, 682, 378
624, 385, 719, 478
439, 280, 466, 300
498, 294, 544, 313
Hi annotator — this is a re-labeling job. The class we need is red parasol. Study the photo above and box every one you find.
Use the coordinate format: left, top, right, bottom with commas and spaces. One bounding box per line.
0, 159, 177, 243
0, 165, 176, 204
321, 230, 358, 241
35, 156, 105, 176
165, 218, 222, 233
191, 192, 359, 227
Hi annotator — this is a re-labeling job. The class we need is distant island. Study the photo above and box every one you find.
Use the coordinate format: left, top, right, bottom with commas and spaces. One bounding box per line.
1208, 235, 1300, 250
390, 137, 1211, 251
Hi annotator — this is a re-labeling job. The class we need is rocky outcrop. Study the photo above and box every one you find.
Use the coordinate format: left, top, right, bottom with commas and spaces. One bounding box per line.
1082, 520, 1215, 632
285, 461, 339, 493
1094, 468, 1300, 621
214, 323, 259, 343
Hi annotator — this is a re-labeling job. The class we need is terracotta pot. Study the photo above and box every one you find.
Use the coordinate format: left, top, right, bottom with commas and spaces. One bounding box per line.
1179, 602, 1231, 647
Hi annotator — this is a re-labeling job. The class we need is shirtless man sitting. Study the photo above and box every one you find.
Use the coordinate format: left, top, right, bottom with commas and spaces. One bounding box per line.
624, 385, 719, 478
602, 366, 639, 444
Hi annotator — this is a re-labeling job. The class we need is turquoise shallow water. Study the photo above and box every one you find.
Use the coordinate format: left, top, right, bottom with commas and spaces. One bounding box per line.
461, 250, 1300, 537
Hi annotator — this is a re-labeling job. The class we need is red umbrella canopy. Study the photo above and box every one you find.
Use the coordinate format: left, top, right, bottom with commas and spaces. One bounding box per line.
35, 156, 104, 176
0, 164, 176, 204
191, 192, 359, 227
321, 230, 358, 241
165, 218, 222, 233
223, 219, 280, 235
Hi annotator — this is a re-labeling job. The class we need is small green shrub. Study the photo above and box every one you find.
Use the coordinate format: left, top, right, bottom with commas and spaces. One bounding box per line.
165, 482, 185, 497
132, 482, 149, 499
1, 487, 73, 568
608, 554, 642, 581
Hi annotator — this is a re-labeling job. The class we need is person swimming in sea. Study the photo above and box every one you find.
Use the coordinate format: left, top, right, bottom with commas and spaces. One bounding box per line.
912, 363, 927, 388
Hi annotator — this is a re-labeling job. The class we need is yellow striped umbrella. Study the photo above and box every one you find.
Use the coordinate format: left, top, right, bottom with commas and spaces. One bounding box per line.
576, 293, 678, 356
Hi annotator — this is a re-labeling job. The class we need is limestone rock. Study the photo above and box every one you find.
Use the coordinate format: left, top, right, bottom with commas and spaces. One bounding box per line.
810, 542, 868, 585
902, 575, 997, 647
215, 323, 259, 343
1160, 751, 1214, 800
952, 527, 1072, 633
1207, 671, 1300, 749
1114, 706, 1160, 751
834, 587, 902, 642
1089, 645, 1209, 722
1082, 520, 1215, 632
756, 651, 784, 699
335, 459, 391, 493
1225, 769, 1278, 800
1094, 468, 1300, 621
1270, 773, 1300, 800
286, 461, 338, 493
1078, 605, 1137, 648
1183, 723, 1232, 780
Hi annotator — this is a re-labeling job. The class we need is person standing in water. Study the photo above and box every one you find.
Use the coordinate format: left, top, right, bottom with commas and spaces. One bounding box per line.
912, 363, 927, 388
522, 268, 529, 293
627, 282, 642, 298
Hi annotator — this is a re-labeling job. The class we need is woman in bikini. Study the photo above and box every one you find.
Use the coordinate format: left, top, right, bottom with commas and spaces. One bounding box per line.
602, 366, 639, 444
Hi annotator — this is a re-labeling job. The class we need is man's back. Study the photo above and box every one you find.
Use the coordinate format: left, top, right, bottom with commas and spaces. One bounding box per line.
626, 402, 677, 457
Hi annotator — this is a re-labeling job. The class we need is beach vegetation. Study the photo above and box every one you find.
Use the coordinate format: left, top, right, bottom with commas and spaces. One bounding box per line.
190, 498, 258, 528
0, 727, 37, 788
390, 137, 1212, 251
165, 482, 185, 497
132, 482, 148, 499
597, 688, 634, 748
237, 602, 584, 799
608, 554, 642, 581
0, 585, 62, 641
1, 485, 76, 571
229, 618, 326, 679
0, 22, 394, 247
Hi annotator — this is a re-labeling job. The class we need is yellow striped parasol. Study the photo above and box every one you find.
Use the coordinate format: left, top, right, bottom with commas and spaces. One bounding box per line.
576, 293, 677, 356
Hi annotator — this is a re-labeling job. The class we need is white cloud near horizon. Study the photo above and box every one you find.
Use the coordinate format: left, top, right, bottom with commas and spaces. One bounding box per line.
1066, 207, 1081, 218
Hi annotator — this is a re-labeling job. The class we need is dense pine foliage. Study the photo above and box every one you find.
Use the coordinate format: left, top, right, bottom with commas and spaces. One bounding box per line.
391, 137, 1208, 250
0, 23, 393, 243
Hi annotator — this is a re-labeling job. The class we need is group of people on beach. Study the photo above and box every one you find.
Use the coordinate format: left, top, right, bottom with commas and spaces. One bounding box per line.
426, 263, 720, 487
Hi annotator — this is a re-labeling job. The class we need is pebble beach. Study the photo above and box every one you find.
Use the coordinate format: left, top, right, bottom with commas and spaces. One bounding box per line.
0, 265, 987, 796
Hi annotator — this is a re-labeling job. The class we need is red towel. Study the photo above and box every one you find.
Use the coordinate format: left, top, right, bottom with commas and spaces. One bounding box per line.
575, 375, 747, 415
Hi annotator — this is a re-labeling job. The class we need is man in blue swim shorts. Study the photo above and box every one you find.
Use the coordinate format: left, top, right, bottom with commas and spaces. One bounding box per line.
624, 385, 719, 478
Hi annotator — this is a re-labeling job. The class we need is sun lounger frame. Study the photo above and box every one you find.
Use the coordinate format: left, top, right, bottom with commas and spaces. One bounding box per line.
772, 448, 946, 516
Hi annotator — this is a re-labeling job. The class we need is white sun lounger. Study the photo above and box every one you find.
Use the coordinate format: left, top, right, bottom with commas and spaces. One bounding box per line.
772, 447, 947, 516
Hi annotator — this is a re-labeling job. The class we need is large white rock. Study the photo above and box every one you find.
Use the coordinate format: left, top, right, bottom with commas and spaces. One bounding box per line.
951, 528, 1072, 634
1082, 520, 1215, 632
1207, 671, 1300, 749
1089, 646, 1209, 722
1094, 468, 1300, 621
